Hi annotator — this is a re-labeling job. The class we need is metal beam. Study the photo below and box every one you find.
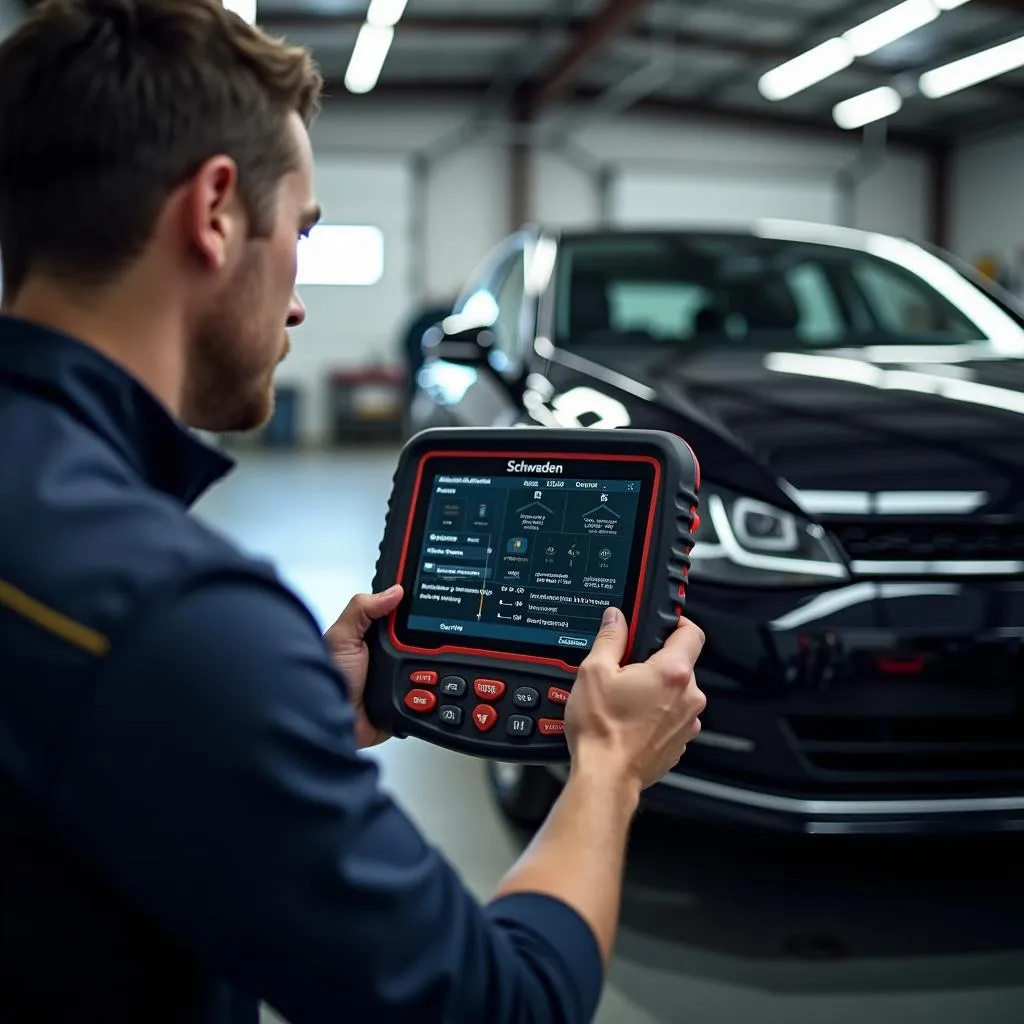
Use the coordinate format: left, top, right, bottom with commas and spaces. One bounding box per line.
523, 0, 653, 112
509, 96, 532, 231
319, 78, 939, 148
257, 9, 1024, 103
929, 143, 951, 251
257, 11, 538, 34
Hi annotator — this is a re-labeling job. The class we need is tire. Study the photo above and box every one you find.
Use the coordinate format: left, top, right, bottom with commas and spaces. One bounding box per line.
486, 761, 561, 828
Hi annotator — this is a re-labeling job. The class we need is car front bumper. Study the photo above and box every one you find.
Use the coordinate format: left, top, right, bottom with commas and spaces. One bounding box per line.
563, 577, 1024, 836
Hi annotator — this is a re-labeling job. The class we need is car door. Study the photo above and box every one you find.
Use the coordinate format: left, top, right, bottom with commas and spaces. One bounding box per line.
413, 234, 530, 430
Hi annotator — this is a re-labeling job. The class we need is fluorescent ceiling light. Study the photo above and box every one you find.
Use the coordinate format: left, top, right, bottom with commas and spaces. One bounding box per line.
919, 33, 1024, 97
223, 0, 256, 24
344, 23, 394, 95
297, 225, 385, 286
833, 85, 903, 129
758, 38, 854, 101
366, 0, 408, 27
843, 0, 939, 58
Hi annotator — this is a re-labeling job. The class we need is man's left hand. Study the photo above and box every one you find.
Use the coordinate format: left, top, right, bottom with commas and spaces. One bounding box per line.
324, 585, 404, 749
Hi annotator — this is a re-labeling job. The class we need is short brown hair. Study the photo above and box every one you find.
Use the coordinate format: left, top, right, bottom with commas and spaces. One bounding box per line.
0, 0, 323, 297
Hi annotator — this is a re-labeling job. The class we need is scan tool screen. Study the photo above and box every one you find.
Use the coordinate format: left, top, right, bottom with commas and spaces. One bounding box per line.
392, 454, 658, 662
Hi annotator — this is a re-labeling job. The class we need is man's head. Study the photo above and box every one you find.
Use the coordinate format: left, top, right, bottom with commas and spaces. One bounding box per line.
0, 0, 324, 431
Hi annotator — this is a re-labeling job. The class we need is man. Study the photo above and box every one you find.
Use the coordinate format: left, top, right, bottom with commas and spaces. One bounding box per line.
0, 3, 707, 1023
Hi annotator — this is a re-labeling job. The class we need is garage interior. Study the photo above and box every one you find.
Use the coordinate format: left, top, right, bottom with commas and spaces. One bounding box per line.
6, 0, 1024, 1021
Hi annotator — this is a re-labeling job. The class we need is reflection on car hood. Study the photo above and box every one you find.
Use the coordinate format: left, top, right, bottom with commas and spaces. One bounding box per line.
595, 342, 1024, 513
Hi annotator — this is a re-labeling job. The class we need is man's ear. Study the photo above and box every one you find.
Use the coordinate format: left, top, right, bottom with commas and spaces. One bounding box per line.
186, 155, 243, 272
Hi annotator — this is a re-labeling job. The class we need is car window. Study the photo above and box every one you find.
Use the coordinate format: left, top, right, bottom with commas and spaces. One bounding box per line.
608, 281, 712, 339
554, 235, 992, 349
785, 262, 845, 343
850, 258, 975, 338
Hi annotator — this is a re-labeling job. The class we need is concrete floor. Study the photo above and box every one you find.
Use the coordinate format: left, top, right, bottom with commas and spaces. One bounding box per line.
194, 447, 1024, 1024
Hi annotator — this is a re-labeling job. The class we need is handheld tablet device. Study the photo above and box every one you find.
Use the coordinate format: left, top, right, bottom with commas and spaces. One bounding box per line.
365, 427, 700, 763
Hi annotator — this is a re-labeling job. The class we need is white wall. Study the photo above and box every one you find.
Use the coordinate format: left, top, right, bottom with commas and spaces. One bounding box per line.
950, 127, 1024, 273
560, 113, 932, 239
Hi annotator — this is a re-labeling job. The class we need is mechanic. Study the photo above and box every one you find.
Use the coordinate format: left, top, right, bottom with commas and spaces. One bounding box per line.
0, 3, 707, 1023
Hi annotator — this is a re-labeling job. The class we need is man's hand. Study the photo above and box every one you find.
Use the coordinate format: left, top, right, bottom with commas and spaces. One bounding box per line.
324, 585, 404, 749
566, 607, 706, 792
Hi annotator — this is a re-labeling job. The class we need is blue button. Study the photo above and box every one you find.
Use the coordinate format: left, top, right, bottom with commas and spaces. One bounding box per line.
558, 636, 589, 648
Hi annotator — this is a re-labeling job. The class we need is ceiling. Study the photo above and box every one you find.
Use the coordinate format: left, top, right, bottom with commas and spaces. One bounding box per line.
17, 0, 1024, 149
252, 0, 1024, 149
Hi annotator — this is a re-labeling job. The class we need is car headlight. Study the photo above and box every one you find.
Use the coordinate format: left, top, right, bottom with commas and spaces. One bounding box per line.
691, 484, 848, 585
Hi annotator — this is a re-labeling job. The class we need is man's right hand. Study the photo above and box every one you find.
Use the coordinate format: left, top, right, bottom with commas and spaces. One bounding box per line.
566, 606, 706, 792
491, 606, 706, 966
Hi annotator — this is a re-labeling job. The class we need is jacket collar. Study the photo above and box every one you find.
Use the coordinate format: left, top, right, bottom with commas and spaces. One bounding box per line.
0, 314, 234, 506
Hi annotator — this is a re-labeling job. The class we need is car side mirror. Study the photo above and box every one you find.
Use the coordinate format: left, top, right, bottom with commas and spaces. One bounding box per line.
422, 322, 495, 367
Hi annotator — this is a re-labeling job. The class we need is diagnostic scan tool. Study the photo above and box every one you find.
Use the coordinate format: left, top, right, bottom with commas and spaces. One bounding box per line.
364, 428, 700, 762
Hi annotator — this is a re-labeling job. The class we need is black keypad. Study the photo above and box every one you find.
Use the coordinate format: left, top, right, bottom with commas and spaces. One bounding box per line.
513, 687, 539, 709
440, 676, 467, 698
507, 715, 534, 738
438, 705, 463, 728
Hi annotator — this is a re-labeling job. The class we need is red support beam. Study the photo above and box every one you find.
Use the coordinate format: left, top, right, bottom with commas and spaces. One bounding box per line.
524, 0, 653, 112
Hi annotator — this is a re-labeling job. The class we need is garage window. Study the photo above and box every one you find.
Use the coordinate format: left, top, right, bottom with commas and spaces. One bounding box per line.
296, 225, 384, 287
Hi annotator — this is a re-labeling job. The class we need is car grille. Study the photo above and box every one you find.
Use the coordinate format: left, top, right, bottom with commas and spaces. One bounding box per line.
785, 713, 1024, 781
827, 519, 1024, 562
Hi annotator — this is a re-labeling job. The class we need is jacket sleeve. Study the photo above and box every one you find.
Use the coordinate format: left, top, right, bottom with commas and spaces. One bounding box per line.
51, 570, 603, 1024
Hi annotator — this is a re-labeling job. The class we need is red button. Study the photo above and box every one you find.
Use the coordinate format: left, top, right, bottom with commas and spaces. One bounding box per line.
538, 718, 565, 736
473, 679, 506, 701
471, 705, 499, 732
547, 687, 571, 705
409, 670, 438, 687
404, 689, 437, 714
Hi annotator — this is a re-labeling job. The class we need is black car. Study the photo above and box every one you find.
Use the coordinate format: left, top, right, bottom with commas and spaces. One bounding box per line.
409, 221, 1024, 836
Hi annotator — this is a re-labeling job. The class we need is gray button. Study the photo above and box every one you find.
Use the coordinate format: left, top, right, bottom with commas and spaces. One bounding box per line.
439, 705, 463, 728
507, 715, 534, 738
440, 676, 467, 698
513, 687, 539, 709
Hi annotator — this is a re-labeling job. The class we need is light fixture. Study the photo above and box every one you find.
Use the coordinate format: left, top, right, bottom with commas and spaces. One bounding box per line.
758, 38, 854, 101
759, 0, 972, 102
344, 23, 395, 95
833, 85, 903, 129
919, 33, 1024, 97
222, 0, 256, 24
366, 0, 409, 27
843, 0, 939, 57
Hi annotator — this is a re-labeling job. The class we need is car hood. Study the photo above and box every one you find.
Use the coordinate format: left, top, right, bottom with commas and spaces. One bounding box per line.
593, 341, 1024, 515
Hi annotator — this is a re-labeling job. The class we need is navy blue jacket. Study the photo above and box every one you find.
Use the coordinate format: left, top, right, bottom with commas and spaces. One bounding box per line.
0, 316, 602, 1024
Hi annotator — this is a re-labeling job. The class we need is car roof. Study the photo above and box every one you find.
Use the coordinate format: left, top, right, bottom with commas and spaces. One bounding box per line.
546, 221, 913, 251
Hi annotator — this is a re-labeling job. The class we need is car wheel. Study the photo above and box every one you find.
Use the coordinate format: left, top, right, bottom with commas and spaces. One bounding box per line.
486, 761, 561, 828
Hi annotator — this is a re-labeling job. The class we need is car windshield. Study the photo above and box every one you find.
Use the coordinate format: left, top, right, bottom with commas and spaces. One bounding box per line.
552, 234, 1019, 350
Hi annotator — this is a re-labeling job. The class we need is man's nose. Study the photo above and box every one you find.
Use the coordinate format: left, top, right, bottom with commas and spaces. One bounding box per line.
287, 290, 306, 329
